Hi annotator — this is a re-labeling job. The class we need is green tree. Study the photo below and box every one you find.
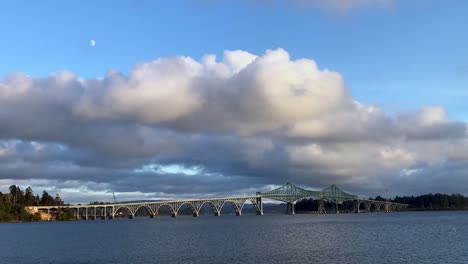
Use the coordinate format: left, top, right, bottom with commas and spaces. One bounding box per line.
9, 185, 24, 206
40, 191, 55, 206
24, 187, 36, 206
54, 193, 64, 205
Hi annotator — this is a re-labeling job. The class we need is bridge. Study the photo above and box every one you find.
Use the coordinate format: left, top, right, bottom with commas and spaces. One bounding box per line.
26, 183, 407, 220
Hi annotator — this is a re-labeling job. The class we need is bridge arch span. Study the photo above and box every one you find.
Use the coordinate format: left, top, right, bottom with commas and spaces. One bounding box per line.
220, 200, 244, 216
176, 202, 197, 215
114, 206, 133, 216
242, 198, 263, 214
384, 203, 393, 212
369, 202, 380, 212
378, 203, 386, 211
134, 205, 155, 216
198, 201, 220, 216
156, 204, 176, 216
357, 201, 369, 212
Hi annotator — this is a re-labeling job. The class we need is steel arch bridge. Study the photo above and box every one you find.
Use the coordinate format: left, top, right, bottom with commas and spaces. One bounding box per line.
26, 183, 407, 220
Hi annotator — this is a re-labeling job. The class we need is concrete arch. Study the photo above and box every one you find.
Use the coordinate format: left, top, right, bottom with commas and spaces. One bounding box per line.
220, 200, 243, 216
198, 201, 220, 216
134, 205, 154, 216
378, 203, 386, 211
156, 204, 176, 216
241, 199, 258, 214
358, 201, 368, 211
369, 202, 380, 212
238, 200, 249, 213
358, 201, 371, 211
114, 206, 132, 216
176, 202, 197, 215
385, 204, 393, 212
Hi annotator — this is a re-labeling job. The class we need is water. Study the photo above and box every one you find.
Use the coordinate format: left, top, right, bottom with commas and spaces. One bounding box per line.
1, 211, 468, 264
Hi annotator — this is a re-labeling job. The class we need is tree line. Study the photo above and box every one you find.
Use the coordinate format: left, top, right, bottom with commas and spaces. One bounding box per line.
393, 193, 468, 210
295, 193, 468, 212
0, 185, 66, 222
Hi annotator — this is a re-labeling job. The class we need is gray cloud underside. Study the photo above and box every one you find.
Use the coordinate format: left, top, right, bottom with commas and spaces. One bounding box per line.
0, 48, 467, 202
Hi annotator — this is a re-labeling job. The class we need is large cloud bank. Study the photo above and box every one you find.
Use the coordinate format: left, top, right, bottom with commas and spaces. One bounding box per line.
0, 49, 467, 202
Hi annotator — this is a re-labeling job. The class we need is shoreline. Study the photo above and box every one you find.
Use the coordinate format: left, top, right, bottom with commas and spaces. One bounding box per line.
3, 209, 468, 223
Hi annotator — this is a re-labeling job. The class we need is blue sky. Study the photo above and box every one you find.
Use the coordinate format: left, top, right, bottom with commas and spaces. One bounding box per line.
1, 0, 468, 201
1, 1, 467, 119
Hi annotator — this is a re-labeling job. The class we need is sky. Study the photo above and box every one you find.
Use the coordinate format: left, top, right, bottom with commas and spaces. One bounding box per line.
0, 0, 468, 203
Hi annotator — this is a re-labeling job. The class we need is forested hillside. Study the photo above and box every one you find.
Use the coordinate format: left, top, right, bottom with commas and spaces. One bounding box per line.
0, 185, 66, 222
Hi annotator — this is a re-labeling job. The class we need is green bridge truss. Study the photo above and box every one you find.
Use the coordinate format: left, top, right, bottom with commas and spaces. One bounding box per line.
259, 182, 359, 214
259, 182, 357, 204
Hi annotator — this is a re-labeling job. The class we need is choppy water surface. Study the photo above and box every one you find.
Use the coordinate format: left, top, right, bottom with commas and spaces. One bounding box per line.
2, 211, 468, 264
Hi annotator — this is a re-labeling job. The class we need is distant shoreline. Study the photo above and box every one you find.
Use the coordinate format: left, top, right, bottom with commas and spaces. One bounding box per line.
3, 209, 468, 223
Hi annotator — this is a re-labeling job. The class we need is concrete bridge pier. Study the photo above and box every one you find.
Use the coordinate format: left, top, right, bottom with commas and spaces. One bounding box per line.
318, 199, 325, 214
256, 196, 264, 215
192, 212, 199, 217
171, 212, 177, 218
235, 211, 242, 216
354, 199, 360, 213
108, 207, 114, 219
286, 202, 295, 215
214, 211, 220, 216
128, 214, 134, 219
150, 213, 155, 218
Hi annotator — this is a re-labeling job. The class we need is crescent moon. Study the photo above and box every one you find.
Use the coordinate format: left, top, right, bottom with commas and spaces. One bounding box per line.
90, 40, 96, 47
